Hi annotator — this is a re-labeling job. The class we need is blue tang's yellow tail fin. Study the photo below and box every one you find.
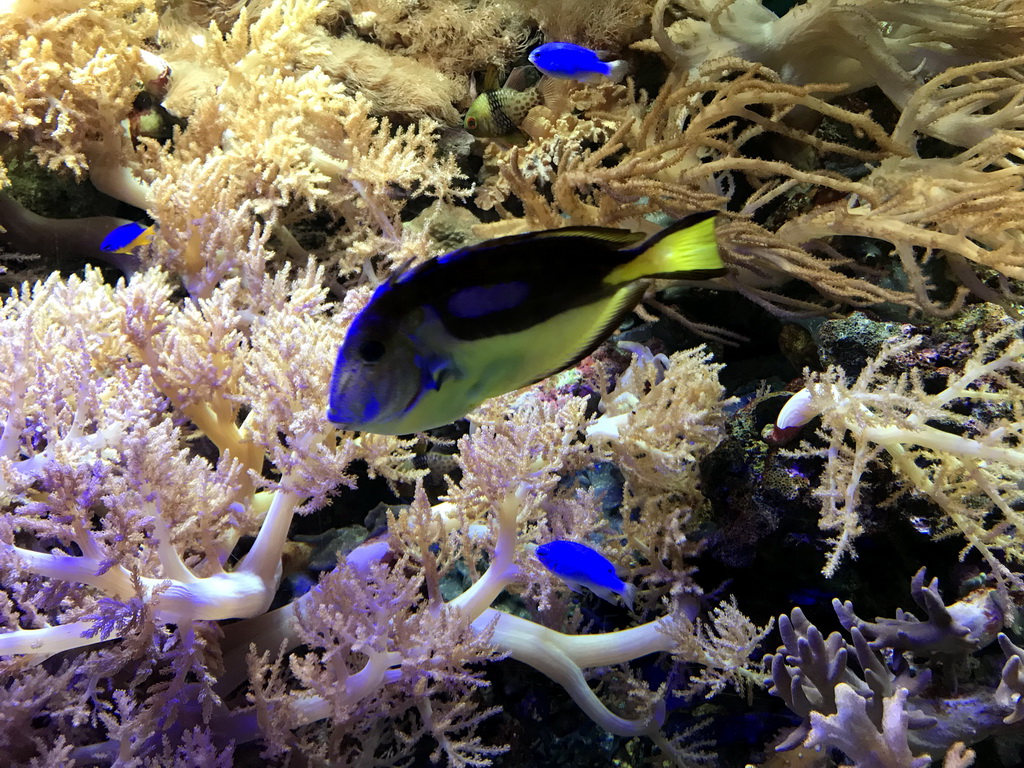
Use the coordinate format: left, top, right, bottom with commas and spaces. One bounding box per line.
606, 213, 723, 284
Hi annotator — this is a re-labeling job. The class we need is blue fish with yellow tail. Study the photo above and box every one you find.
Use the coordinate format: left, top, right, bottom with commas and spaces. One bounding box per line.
528, 42, 628, 84
536, 540, 637, 610
327, 213, 725, 435
100, 221, 156, 254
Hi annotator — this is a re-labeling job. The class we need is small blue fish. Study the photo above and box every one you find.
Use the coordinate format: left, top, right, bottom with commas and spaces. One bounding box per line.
536, 540, 637, 610
327, 214, 724, 434
100, 221, 156, 254
528, 42, 628, 84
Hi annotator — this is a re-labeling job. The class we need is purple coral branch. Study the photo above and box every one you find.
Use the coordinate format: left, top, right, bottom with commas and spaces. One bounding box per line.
834, 567, 1002, 656
996, 633, 1024, 724
768, 571, 1018, 762
806, 684, 932, 768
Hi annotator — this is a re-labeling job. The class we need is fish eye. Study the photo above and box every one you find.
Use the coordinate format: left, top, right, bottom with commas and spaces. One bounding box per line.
466, 116, 477, 130
358, 339, 386, 363
133, 92, 154, 111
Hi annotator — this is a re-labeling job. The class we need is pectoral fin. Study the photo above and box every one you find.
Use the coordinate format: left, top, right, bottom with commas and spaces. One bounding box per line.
419, 354, 454, 391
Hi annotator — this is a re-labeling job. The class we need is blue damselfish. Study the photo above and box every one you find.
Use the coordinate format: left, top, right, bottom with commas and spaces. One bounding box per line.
327, 213, 725, 435
528, 42, 628, 84
100, 221, 156, 254
536, 540, 636, 610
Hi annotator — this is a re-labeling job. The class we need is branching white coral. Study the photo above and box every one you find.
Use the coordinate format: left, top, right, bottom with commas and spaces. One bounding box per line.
776, 318, 1024, 581
0, 254, 765, 763
652, 0, 1024, 147
0, 259, 416, 662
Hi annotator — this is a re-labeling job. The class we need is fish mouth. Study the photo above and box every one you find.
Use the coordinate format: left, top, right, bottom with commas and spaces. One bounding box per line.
326, 388, 418, 432
326, 363, 427, 432
326, 407, 350, 428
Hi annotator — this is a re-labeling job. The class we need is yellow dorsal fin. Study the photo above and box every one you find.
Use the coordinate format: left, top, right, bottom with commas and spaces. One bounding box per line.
481, 64, 503, 92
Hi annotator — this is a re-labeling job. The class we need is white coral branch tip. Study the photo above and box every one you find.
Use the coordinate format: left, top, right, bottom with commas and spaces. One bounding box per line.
775, 388, 816, 430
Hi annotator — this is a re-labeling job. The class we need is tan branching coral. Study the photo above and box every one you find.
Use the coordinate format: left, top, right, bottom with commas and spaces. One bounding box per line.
475, 63, 885, 232
588, 344, 731, 497
141, 5, 470, 278
477, 53, 1024, 316
892, 55, 1024, 150
651, 0, 1024, 125
336, 0, 530, 77
0, 0, 157, 180
777, 151, 1024, 315
161, 0, 465, 120
527, 0, 656, 49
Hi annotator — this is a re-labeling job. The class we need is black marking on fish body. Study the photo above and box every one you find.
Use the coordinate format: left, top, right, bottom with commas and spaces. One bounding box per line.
484, 87, 542, 133
486, 91, 518, 136
372, 228, 652, 344
448, 281, 532, 318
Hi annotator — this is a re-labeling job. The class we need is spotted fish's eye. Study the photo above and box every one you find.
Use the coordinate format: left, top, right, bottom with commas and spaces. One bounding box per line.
358, 339, 386, 362
465, 116, 477, 130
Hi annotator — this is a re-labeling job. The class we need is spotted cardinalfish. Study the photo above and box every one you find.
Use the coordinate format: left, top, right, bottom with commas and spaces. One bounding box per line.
464, 84, 541, 138
327, 213, 725, 435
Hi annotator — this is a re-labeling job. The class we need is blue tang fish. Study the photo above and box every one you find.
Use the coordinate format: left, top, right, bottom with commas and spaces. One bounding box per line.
536, 540, 637, 610
100, 221, 156, 254
327, 213, 724, 435
528, 42, 628, 84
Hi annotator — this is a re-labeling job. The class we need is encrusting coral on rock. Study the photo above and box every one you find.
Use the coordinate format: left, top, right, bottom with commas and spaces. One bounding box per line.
2, 0, 1024, 765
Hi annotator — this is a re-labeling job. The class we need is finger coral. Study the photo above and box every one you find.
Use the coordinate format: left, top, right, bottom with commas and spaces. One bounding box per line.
767, 571, 1015, 765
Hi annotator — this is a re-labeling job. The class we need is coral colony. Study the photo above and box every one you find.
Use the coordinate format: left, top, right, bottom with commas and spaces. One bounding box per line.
2, 1, 1024, 766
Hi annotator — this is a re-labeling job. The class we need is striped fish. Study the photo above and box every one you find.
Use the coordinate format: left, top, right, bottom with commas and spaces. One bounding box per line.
327, 213, 725, 435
